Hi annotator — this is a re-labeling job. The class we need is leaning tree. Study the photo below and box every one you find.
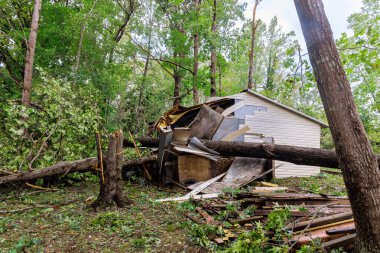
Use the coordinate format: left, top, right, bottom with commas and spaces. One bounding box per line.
294, 1, 380, 252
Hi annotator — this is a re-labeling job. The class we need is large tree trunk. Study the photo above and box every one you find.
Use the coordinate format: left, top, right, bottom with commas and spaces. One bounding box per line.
210, 0, 217, 97
92, 131, 129, 209
123, 137, 380, 170
294, 1, 380, 252
173, 70, 182, 106
192, 0, 200, 105
21, 0, 41, 133
0, 157, 98, 185
247, 0, 261, 90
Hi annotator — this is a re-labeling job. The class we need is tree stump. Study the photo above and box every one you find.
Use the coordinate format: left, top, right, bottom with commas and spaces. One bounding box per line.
91, 130, 131, 209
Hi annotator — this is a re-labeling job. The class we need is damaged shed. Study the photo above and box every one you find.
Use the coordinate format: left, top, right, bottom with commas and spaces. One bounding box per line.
156, 89, 328, 181
226, 90, 328, 178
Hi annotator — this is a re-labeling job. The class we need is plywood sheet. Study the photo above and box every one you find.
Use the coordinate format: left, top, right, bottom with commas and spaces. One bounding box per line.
178, 155, 212, 184
189, 104, 224, 139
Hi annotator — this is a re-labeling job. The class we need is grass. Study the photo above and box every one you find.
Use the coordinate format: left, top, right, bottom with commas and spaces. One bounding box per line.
0, 177, 206, 253
271, 171, 347, 196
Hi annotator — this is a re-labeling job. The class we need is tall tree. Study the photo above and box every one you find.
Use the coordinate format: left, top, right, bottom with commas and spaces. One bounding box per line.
247, 0, 262, 90
294, 1, 380, 252
192, 0, 201, 104
22, 0, 42, 109
210, 0, 217, 97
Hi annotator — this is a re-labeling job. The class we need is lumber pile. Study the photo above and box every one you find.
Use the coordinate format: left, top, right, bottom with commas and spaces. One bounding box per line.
175, 186, 355, 251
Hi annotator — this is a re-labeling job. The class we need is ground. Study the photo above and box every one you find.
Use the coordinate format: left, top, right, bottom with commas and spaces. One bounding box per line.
0, 171, 346, 253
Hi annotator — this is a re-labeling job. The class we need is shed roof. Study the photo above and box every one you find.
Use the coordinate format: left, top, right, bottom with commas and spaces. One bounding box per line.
228, 89, 329, 128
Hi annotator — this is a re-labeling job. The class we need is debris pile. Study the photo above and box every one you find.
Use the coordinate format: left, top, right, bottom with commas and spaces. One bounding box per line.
155, 100, 275, 194
169, 185, 355, 252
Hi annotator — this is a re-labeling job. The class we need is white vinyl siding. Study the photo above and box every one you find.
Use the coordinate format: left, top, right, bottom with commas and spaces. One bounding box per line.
228, 92, 321, 178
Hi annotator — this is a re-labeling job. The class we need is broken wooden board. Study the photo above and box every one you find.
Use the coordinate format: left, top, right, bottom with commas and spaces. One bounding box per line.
155, 193, 220, 202
220, 126, 250, 141
284, 211, 353, 232
292, 220, 355, 246
252, 187, 288, 193
188, 104, 223, 139
221, 100, 245, 116
185, 172, 227, 197
196, 207, 219, 225
321, 233, 356, 251
231, 216, 264, 225
212, 118, 245, 141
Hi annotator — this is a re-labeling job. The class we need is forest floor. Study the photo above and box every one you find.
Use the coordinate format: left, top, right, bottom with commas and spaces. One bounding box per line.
0, 172, 346, 253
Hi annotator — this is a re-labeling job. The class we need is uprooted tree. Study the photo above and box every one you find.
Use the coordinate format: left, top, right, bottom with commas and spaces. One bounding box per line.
294, 0, 380, 252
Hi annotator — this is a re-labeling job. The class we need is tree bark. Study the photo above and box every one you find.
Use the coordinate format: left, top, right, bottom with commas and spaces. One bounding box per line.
192, 0, 200, 104
218, 60, 222, 96
21, 0, 41, 134
0, 157, 98, 185
294, 1, 380, 252
173, 70, 182, 107
91, 131, 129, 209
123, 137, 380, 170
210, 0, 217, 97
247, 0, 261, 90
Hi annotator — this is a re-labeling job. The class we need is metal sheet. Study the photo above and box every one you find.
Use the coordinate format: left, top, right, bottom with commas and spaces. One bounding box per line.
222, 157, 267, 183
200, 157, 267, 194
188, 137, 220, 155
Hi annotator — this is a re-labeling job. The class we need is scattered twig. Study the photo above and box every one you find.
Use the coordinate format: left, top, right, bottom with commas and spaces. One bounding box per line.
25, 182, 58, 191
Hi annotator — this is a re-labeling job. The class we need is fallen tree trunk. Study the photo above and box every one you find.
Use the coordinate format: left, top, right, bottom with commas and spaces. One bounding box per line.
124, 137, 380, 169
0, 156, 157, 185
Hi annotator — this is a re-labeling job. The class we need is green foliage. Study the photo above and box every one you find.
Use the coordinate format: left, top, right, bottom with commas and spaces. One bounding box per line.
91, 211, 126, 229
220, 222, 290, 253
337, 0, 380, 152
1, 71, 100, 171
187, 223, 222, 250
296, 240, 324, 253
266, 207, 291, 240
9, 237, 42, 253
0, 217, 12, 234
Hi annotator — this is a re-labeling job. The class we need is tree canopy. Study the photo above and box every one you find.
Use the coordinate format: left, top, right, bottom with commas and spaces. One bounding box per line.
0, 0, 378, 171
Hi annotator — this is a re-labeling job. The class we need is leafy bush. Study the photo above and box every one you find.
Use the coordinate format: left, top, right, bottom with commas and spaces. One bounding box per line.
1, 70, 101, 171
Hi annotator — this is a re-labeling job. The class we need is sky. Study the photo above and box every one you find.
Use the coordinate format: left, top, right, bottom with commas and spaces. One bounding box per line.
242, 0, 363, 50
